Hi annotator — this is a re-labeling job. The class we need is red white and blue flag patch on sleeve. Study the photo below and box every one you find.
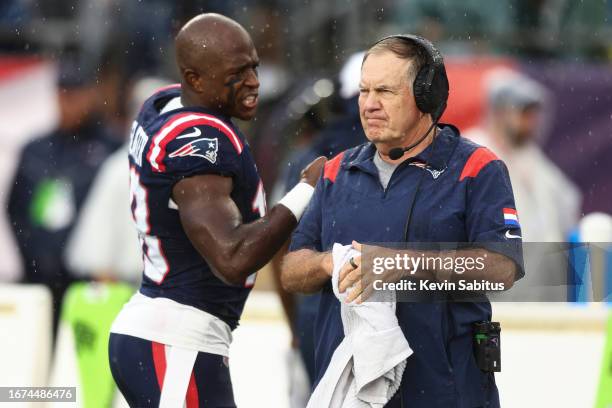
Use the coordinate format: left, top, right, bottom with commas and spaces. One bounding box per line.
503, 208, 520, 228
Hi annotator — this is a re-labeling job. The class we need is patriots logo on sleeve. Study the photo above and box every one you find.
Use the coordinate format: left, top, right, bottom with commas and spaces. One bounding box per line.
169, 137, 219, 164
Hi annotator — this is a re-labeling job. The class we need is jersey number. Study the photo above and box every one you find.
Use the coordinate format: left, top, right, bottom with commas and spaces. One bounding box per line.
244, 181, 267, 287
252, 180, 267, 217
130, 166, 169, 283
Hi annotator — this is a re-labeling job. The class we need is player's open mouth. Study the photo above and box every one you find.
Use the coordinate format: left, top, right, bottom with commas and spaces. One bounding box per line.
242, 94, 258, 109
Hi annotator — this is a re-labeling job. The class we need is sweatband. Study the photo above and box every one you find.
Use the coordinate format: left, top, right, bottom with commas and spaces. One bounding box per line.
278, 182, 315, 221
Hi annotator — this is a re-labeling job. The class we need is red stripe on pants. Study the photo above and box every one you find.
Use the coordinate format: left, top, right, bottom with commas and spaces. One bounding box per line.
151, 342, 167, 391
186, 371, 199, 408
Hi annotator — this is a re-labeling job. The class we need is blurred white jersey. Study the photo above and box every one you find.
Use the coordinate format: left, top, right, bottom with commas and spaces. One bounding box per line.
65, 145, 143, 282
464, 127, 581, 242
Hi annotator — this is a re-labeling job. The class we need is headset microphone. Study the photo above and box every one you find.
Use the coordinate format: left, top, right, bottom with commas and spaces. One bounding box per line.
387, 148, 407, 161
387, 120, 438, 160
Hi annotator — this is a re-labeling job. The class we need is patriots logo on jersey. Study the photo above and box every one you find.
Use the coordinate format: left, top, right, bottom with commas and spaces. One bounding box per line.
409, 161, 446, 179
169, 137, 219, 164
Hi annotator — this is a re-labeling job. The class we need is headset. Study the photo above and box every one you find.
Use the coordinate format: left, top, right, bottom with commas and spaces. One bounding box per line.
370, 34, 450, 160
372, 33, 449, 119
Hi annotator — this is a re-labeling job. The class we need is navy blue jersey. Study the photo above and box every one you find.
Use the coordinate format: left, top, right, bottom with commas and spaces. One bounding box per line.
127, 85, 266, 329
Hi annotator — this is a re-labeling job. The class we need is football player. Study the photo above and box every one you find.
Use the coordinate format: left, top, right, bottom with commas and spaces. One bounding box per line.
109, 13, 325, 407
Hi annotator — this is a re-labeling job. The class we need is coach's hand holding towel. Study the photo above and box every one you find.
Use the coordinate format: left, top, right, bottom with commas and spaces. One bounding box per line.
307, 243, 412, 408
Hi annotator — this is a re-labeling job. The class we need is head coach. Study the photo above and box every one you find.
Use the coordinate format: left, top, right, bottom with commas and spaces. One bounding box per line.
281, 34, 524, 407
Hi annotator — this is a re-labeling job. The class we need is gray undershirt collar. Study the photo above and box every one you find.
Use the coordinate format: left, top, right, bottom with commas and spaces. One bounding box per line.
373, 151, 399, 190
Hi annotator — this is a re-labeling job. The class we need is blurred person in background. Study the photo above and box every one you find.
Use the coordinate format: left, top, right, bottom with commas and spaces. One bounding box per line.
0, 0, 30, 26
277, 51, 367, 194
6, 53, 122, 336
464, 70, 582, 241
65, 77, 173, 285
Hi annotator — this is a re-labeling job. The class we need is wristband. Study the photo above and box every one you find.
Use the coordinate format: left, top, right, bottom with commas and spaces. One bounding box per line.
278, 182, 315, 221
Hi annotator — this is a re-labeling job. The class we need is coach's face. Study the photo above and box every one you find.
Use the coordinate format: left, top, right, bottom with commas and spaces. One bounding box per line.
359, 51, 423, 146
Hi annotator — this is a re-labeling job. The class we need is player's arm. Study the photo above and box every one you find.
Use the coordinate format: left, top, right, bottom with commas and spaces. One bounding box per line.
172, 157, 326, 286
280, 166, 333, 294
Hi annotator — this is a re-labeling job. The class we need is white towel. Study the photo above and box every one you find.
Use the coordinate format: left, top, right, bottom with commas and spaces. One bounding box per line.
307, 244, 412, 408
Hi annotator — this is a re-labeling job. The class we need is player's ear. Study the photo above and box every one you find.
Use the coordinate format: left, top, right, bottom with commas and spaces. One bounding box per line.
184, 68, 204, 93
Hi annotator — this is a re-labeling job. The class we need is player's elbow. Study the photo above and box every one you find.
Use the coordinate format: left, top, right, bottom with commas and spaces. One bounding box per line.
211, 265, 244, 286
199, 243, 249, 286
224, 274, 245, 287
210, 252, 256, 286
204, 252, 242, 285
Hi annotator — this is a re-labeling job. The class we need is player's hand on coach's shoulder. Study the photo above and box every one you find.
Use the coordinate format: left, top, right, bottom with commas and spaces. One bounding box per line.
300, 156, 327, 187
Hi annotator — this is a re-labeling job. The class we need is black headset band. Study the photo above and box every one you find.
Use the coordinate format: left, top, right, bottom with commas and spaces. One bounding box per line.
371, 34, 444, 68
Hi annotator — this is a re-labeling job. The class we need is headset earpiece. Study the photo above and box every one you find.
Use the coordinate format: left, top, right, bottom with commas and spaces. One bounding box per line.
371, 34, 449, 120
413, 65, 435, 113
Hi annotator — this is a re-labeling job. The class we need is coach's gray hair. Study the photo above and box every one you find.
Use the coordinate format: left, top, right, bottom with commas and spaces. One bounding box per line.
363, 37, 428, 84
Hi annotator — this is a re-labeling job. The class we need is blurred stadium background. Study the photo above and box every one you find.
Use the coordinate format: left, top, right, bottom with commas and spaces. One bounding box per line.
0, 1, 611, 407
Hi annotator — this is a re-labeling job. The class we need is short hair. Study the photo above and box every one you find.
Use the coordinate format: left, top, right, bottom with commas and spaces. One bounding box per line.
363, 37, 428, 85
